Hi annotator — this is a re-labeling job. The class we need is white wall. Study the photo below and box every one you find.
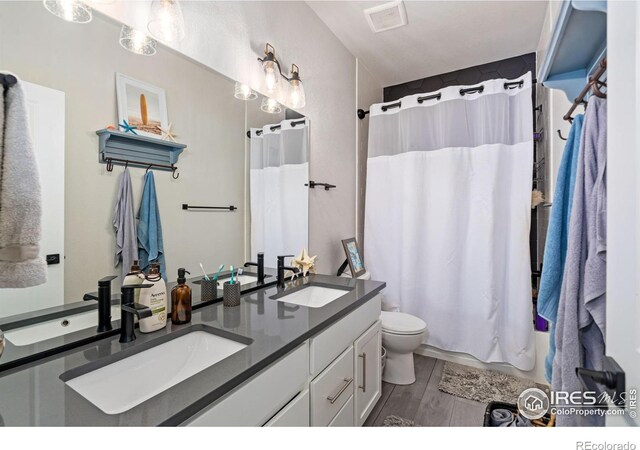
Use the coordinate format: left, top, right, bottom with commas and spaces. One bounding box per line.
607, 0, 640, 427
0, 2, 246, 302
94, 1, 358, 274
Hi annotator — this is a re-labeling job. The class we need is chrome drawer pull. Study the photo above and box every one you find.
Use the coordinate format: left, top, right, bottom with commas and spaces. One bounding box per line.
326, 378, 353, 404
358, 353, 367, 392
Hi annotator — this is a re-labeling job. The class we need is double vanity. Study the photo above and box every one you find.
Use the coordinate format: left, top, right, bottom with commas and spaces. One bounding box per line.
0, 274, 385, 426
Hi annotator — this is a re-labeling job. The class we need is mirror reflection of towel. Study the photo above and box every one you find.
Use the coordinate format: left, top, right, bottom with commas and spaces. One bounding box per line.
0, 76, 47, 288
137, 171, 166, 280
113, 168, 138, 279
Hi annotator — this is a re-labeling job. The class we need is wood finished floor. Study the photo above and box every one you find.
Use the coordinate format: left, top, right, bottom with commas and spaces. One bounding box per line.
364, 354, 487, 427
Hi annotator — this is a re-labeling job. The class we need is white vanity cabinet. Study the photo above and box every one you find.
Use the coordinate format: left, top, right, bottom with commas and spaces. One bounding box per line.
182, 294, 382, 427
308, 294, 382, 426
354, 320, 382, 426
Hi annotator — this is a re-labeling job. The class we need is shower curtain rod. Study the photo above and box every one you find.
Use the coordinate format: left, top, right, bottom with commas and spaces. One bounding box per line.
246, 119, 306, 138
357, 77, 537, 120
563, 58, 607, 122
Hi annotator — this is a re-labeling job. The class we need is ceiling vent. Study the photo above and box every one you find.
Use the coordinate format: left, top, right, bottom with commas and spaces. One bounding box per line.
364, 0, 408, 33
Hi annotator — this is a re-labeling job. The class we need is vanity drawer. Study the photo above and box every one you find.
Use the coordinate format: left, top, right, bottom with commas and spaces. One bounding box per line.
263, 389, 310, 427
328, 394, 354, 427
309, 294, 381, 375
184, 343, 309, 426
310, 346, 354, 426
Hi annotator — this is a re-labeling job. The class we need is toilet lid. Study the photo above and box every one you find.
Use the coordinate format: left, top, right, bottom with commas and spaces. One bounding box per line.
380, 311, 427, 335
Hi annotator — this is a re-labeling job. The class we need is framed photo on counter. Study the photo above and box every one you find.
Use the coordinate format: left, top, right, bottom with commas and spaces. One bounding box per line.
341, 238, 366, 278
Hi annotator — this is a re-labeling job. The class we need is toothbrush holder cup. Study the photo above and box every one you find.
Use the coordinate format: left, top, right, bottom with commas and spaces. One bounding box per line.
223, 281, 241, 307
200, 278, 219, 302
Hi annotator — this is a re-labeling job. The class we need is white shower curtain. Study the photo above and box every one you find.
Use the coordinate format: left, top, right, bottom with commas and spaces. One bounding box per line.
250, 119, 309, 266
364, 73, 535, 370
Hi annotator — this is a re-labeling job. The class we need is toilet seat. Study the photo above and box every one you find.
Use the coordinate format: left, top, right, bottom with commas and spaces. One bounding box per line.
380, 311, 426, 336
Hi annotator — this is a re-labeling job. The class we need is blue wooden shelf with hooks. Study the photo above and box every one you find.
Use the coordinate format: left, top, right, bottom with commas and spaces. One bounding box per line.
537, 0, 607, 102
96, 128, 186, 173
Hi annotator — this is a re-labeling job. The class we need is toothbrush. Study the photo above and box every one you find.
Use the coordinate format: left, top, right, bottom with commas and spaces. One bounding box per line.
211, 264, 224, 281
230, 265, 235, 284
199, 263, 210, 281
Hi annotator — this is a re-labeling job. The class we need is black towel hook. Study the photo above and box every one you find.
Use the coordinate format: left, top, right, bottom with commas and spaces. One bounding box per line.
172, 167, 179, 180
106, 158, 114, 172
146, 164, 152, 174
557, 129, 568, 141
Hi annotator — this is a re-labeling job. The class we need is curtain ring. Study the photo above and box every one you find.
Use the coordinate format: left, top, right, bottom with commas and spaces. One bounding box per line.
172, 167, 180, 180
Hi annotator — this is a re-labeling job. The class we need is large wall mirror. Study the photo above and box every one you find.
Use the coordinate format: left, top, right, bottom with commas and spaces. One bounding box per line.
0, 2, 309, 367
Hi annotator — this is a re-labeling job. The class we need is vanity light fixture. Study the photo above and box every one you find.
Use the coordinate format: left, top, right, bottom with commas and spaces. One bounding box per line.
259, 43, 281, 94
288, 64, 306, 108
234, 82, 258, 101
43, 0, 92, 23
257, 43, 306, 108
147, 0, 186, 43
119, 25, 157, 56
260, 97, 282, 114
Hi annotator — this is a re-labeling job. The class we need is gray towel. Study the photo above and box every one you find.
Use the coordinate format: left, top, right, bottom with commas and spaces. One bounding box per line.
552, 97, 607, 427
0, 75, 47, 288
113, 168, 138, 278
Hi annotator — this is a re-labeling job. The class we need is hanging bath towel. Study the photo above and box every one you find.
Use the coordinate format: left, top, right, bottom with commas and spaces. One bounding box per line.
553, 97, 607, 427
113, 167, 138, 279
137, 171, 166, 280
0, 75, 47, 288
537, 114, 583, 382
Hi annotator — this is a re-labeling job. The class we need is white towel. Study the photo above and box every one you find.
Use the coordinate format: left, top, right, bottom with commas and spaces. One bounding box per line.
0, 76, 47, 288
113, 167, 138, 278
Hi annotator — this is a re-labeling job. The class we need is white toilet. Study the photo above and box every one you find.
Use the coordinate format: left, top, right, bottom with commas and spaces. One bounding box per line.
380, 311, 427, 385
340, 270, 427, 385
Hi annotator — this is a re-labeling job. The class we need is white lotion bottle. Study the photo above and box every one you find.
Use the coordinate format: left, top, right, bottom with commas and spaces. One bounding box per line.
122, 260, 144, 303
138, 262, 168, 333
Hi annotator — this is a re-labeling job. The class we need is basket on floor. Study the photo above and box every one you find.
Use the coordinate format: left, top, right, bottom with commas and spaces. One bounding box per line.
483, 401, 554, 427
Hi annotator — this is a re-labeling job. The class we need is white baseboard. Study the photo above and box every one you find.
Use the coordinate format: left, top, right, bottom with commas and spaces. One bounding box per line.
414, 331, 549, 385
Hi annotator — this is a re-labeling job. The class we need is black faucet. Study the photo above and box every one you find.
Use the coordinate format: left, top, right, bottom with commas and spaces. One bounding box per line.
277, 255, 300, 289
119, 285, 153, 343
83, 275, 118, 333
244, 252, 265, 284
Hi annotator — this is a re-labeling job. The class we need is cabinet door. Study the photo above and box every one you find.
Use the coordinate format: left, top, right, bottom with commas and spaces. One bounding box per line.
354, 320, 382, 426
263, 389, 310, 427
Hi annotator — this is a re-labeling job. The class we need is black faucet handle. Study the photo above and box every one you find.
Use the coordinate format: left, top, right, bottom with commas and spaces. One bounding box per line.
83, 292, 99, 301
121, 303, 153, 319
98, 275, 118, 286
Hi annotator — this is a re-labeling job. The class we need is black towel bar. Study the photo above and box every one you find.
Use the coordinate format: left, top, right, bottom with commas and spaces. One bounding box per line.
182, 204, 237, 211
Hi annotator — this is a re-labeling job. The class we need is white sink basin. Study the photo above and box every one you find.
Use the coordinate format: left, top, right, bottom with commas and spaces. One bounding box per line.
4, 306, 121, 346
65, 330, 247, 414
220, 274, 262, 286
271, 285, 350, 308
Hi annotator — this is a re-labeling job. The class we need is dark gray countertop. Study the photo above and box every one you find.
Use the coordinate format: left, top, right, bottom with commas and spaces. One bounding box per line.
0, 269, 276, 372
0, 274, 384, 426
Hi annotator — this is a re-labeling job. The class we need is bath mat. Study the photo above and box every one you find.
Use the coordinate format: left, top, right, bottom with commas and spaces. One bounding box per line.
383, 415, 415, 427
437, 362, 538, 404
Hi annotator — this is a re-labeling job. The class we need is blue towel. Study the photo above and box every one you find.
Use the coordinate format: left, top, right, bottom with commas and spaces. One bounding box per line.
537, 114, 583, 382
137, 172, 166, 280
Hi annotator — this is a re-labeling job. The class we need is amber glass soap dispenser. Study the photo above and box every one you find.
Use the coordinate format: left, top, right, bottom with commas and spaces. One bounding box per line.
171, 268, 192, 324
